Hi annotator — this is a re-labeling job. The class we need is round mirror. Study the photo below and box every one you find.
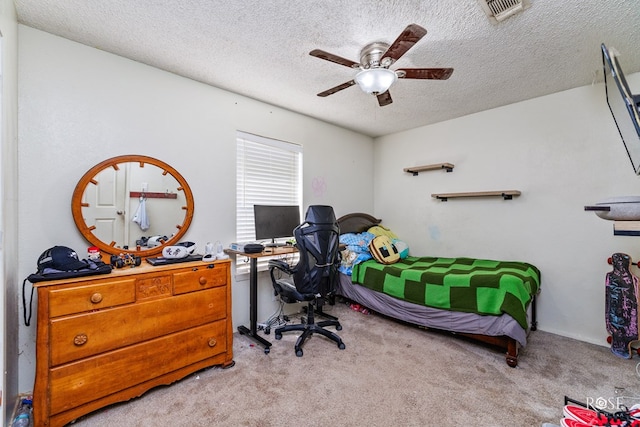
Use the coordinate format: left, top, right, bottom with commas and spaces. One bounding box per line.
72, 155, 194, 257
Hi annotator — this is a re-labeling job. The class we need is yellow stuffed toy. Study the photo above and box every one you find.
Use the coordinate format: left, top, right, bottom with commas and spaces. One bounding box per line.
368, 235, 400, 265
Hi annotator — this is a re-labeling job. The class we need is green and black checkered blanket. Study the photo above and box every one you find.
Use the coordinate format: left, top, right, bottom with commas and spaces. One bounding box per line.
352, 256, 540, 329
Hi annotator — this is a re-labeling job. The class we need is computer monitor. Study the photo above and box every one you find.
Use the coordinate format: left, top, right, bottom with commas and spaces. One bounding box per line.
253, 205, 301, 247
602, 43, 640, 175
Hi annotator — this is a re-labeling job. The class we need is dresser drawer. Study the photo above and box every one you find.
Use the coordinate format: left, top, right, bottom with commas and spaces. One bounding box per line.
49, 320, 228, 415
173, 263, 226, 295
50, 286, 227, 366
48, 278, 137, 318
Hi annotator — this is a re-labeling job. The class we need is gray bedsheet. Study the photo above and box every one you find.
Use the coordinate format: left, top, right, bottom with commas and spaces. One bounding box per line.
337, 272, 529, 347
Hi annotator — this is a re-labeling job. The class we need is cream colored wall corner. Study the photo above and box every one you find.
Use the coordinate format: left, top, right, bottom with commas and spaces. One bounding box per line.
16, 26, 374, 393
373, 73, 640, 346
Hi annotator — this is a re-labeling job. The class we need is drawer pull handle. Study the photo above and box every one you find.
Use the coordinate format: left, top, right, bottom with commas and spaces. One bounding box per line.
74, 334, 88, 346
199, 277, 208, 286
208, 338, 217, 348
90, 293, 103, 304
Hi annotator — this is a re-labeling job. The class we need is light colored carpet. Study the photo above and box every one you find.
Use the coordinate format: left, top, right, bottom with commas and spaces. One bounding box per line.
69, 302, 640, 426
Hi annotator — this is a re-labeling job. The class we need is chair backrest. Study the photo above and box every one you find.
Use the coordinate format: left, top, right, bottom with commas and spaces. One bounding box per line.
292, 205, 340, 296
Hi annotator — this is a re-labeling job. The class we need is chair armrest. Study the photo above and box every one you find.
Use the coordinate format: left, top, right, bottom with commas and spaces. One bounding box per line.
269, 259, 295, 287
268, 259, 293, 274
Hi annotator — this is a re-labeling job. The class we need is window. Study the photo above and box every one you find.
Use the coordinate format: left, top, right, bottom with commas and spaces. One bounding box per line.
235, 131, 302, 273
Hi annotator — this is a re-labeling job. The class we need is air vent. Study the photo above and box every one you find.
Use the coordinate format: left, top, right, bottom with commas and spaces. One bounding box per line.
477, 0, 530, 23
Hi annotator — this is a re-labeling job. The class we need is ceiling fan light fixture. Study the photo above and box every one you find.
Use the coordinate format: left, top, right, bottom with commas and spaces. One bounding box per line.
354, 68, 397, 94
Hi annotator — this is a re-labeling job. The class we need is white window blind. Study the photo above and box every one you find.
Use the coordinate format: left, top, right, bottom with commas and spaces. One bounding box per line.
235, 131, 302, 273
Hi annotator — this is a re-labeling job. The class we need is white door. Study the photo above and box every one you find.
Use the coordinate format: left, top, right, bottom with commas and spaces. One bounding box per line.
82, 166, 126, 247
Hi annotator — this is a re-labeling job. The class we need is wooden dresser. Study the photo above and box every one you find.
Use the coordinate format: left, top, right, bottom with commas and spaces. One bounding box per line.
32, 259, 233, 427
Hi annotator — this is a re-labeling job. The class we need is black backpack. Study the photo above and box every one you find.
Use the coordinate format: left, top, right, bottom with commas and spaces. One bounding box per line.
22, 256, 112, 326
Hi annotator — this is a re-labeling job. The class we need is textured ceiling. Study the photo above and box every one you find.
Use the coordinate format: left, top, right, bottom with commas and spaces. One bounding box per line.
14, 0, 640, 137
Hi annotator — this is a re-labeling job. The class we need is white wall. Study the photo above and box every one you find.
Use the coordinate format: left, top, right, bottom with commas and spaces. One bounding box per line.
17, 26, 374, 392
374, 73, 640, 346
0, 0, 19, 424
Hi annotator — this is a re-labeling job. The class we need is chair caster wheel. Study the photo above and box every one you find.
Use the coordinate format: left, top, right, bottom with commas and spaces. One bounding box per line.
264, 347, 270, 354
336, 325, 342, 331
275, 333, 282, 340
264, 327, 270, 335
338, 342, 346, 350
296, 349, 303, 357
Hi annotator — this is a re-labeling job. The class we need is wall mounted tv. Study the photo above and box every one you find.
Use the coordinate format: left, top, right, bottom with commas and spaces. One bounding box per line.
253, 205, 301, 247
602, 43, 640, 175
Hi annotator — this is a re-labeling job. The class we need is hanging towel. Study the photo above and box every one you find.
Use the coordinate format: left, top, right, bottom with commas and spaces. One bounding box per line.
132, 196, 150, 231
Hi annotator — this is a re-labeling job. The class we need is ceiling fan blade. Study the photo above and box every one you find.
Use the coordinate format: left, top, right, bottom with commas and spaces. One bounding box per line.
317, 80, 356, 97
310, 49, 360, 68
396, 68, 454, 80
377, 91, 393, 107
381, 24, 428, 65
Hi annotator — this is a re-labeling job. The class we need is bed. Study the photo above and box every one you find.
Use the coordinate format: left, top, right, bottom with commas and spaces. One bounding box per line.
335, 213, 540, 367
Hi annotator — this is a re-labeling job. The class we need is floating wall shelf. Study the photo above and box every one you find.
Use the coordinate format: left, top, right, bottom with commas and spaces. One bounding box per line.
404, 163, 454, 175
613, 221, 640, 236
432, 190, 521, 201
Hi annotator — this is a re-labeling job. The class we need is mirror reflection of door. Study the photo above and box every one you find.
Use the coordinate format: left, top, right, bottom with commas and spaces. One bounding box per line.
82, 166, 126, 246
73, 155, 195, 257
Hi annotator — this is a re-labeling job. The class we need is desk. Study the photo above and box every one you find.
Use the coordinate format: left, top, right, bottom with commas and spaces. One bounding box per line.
225, 246, 297, 354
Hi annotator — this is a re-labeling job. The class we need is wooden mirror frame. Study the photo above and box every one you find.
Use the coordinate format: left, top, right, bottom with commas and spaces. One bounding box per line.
71, 155, 194, 257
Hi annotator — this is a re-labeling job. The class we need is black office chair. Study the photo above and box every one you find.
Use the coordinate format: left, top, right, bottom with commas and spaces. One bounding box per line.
268, 205, 345, 357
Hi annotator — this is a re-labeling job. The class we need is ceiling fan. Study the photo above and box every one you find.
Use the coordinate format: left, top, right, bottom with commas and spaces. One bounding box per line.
310, 24, 453, 107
